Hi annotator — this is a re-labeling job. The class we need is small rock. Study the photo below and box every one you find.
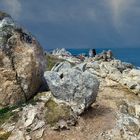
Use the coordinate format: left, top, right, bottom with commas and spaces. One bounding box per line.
8, 130, 25, 140
32, 128, 44, 139
135, 105, 140, 118
125, 120, 140, 135
22, 105, 38, 127
53, 119, 70, 130
33, 121, 45, 131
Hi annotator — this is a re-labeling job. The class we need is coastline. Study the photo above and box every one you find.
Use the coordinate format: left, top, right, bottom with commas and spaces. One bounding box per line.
47, 48, 140, 67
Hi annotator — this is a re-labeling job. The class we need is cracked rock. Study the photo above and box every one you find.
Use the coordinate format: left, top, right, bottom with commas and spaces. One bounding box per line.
0, 11, 46, 108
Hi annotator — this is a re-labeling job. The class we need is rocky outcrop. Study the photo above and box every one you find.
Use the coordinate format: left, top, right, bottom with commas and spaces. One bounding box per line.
0, 11, 46, 108
44, 67, 99, 115
94, 50, 114, 61
52, 48, 72, 56
0, 91, 77, 140
85, 59, 140, 95
120, 69, 140, 94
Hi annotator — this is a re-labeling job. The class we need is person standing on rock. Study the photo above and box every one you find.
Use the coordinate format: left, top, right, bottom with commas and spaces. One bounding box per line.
102, 51, 107, 61
92, 49, 96, 57
89, 49, 96, 57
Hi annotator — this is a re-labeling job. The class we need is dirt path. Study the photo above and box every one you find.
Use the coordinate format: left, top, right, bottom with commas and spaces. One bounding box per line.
43, 80, 140, 140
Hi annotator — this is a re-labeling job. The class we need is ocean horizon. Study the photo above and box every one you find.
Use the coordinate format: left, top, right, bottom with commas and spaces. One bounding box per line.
48, 48, 140, 67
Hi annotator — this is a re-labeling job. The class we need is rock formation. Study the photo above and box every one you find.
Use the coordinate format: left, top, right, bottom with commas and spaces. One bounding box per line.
85, 58, 140, 95
0, 10, 140, 139
52, 48, 72, 56
44, 64, 99, 115
0, 11, 46, 108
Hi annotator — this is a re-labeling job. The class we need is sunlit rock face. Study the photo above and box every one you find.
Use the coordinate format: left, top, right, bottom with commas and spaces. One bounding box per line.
0, 11, 46, 108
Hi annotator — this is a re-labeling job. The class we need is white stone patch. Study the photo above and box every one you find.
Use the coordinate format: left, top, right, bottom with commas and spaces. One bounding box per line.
135, 105, 140, 118
0, 17, 14, 28
22, 105, 38, 127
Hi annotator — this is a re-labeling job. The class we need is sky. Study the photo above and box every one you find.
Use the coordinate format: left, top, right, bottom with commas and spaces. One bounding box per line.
0, 0, 140, 50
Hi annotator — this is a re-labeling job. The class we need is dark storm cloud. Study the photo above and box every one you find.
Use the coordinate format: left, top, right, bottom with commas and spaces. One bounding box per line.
0, 0, 140, 49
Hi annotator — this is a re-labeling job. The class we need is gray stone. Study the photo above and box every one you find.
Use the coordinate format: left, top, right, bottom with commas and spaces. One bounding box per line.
51, 61, 72, 72
125, 119, 140, 135
52, 48, 72, 56
8, 130, 25, 140
121, 69, 140, 94
74, 63, 87, 72
44, 68, 99, 114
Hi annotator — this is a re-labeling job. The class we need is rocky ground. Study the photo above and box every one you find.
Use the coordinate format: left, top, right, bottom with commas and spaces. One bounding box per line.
0, 11, 140, 140
1, 78, 139, 140
42, 79, 140, 140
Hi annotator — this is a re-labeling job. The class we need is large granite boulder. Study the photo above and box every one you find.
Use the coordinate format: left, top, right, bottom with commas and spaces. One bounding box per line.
0, 11, 46, 108
44, 68, 99, 114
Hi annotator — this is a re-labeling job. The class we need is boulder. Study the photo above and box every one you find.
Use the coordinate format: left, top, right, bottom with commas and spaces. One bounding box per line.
44, 68, 99, 114
0, 11, 46, 108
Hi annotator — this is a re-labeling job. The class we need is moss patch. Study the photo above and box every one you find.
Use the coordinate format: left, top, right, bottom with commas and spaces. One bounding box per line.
45, 54, 76, 71
0, 104, 22, 126
45, 99, 71, 126
0, 128, 11, 140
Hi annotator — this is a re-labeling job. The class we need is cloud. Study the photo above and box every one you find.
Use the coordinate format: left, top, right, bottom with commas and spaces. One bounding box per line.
1, 0, 140, 48
2, 0, 22, 19
108, 0, 135, 29
16, 0, 97, 24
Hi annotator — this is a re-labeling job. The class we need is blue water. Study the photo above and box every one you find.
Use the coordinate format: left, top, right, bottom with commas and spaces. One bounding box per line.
67, 48, 140, 67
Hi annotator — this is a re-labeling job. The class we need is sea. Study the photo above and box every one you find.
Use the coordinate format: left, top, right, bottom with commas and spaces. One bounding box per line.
67, 48, 140, 67
48, 48, 140, 67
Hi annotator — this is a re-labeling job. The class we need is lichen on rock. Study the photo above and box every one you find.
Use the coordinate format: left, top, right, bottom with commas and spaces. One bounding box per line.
0, 11, 46, 108
45, 98, 76, 128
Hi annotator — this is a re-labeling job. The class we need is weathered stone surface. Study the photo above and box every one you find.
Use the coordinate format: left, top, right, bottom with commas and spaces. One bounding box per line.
74, 63, 87, 72
44, 68, 99, 114
85, 58, 140, 95
0, 12, 46, 108
52, 48, 72, 56
51, 61, 72, 72
8, 129, 25, 140
121, 69, 140, 94
135, 105, 140, 118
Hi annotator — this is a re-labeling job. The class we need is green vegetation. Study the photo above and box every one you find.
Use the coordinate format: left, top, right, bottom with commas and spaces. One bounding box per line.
45, 54, 76, 71
45, 98, 71, 126
0, 105, 20, 126
0, 128, 11, 140
45, 54, 64, 71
